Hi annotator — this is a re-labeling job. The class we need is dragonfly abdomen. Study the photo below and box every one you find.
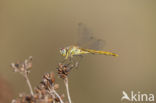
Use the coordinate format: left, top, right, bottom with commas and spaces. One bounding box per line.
81, 48, 118, 56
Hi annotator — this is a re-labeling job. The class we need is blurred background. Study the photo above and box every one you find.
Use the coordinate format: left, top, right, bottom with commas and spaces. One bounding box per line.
0, 0, 156, 103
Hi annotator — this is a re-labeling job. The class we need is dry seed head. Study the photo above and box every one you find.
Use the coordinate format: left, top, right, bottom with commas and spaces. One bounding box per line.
57, 63, 74, 79
10, 56, 33, 74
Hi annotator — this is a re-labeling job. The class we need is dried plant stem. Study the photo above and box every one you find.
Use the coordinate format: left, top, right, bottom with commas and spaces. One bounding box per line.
51, 93, 56, 103
53, 90, 64, 103
24, 73, 34, 95
64, 78, 72, 103
49, 88, 64, 103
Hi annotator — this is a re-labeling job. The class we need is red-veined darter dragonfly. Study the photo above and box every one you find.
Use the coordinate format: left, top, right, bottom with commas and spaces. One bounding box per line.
59, 23, 118, 60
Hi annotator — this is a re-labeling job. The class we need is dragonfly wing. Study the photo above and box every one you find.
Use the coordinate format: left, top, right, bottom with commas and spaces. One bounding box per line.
77, 23, 93, 45
88, 38, 105, 50
77, 22, 105, 50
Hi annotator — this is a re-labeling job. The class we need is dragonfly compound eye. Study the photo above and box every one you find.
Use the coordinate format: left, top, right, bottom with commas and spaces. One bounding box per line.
60, 48, 66, 56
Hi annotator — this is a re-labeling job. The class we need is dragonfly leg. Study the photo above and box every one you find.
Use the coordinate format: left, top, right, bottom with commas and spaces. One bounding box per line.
72, 55, 83, 69
61, 55, 82, 70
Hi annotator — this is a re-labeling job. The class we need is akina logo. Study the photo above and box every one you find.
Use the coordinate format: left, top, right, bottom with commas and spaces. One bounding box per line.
121, 91, 154, 102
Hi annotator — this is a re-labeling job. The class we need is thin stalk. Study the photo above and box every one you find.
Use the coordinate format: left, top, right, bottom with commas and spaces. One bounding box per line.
24, 74, 34, 95
51, 92, 56, 103
49, 89, 64, 103
64, 78, 72, 103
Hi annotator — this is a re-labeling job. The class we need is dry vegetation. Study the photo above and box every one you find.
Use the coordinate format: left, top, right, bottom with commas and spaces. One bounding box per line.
10, 56, 75, 103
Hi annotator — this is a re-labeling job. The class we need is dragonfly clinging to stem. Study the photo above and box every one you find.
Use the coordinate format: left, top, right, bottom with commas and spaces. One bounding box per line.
60, 23, 118, 60
60, 45, 118, 59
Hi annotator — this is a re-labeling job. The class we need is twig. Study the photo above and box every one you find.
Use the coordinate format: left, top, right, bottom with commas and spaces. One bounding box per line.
24, 73, 34, 95
49, 88, 64, 103
64, 78, 72, 103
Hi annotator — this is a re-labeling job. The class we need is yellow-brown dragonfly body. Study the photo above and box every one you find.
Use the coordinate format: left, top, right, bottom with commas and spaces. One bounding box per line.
60, 45, 118, 59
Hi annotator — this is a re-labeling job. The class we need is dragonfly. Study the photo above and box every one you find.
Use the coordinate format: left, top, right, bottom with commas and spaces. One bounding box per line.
60, 45, 118, 59
60, 23, 118, 60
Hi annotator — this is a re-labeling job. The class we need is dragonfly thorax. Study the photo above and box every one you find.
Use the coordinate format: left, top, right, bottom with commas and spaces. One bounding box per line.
60, 46, 85, 59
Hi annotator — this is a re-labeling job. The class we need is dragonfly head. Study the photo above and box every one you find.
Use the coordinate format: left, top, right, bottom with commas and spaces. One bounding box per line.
60, 48, 67, 56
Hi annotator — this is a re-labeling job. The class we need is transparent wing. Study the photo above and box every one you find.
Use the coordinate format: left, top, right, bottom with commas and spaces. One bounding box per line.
69, 23, 106, 69
77, 22, 105, 50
